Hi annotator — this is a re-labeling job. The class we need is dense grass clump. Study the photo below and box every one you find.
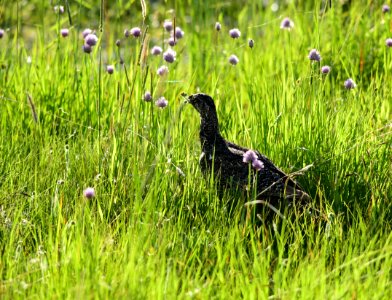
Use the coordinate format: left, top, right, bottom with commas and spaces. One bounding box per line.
0, 0, 391, 298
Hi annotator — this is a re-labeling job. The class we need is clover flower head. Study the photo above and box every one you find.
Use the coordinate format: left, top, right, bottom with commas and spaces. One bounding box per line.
151, 46, 163, 55
83, 187, 95, 199
163, 49, 176, 63
229, 28, 241, 39
308, 49, 321, 62
229, 54, 239, 65
155, 97, 168, 108
280, 17, 294, 29
344, 78, 356, 89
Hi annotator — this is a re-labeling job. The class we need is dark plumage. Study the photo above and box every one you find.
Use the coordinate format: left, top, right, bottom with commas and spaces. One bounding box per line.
187, 93, 310, 202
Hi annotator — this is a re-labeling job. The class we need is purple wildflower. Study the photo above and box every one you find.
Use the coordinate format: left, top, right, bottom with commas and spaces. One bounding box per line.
130, 27, 141, 38
106, 65, 114, 74
174, 27, 184, 39
157, 65, 169, 76
151, 46, 163, 55
163, 49, 176, 63
215, 22, 221, 31
0, 29, 4, 38
308, 49, 321, 62
229, 28, 241, 39
344, 78, 356, 89
83, 44, 92, 54
124, 29, 130, 38
83, 187, 95, 199
228, 54, 239, 65
54, 5, 64, 14
144, 91, 152, 102
85, 33, 98, 46
321, 65, 331, 74
386, 38, 392, 47
60, 28, 69, 38
382, 4, 390, 13
168, 37, 177, 46
252, 159, 264, 171
243, 150, 258, 163
155, 97, 168, 108
82, 28, 92, 38
248, 39, 254, 48
280, 17, 294, 30
115, 39, 121, 47
163, 20, 173, 32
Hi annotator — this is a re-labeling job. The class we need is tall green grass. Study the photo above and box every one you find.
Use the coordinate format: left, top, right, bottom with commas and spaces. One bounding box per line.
0, 0, 391, 298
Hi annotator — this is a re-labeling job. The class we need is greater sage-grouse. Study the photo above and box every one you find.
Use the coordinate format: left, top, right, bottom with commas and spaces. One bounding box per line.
187, 93, 310, 202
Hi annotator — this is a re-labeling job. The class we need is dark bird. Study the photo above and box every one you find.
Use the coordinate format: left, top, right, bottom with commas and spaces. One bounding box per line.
187, 93, 310, 203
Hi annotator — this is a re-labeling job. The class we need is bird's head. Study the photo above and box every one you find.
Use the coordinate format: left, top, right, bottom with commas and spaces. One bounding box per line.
187, 93, 217, 116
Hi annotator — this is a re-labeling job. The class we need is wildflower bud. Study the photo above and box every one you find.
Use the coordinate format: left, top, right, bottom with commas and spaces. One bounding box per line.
163, 20, 173, 32
163, 49, 176, 63
386, 38, 392, 47
0, 29, 5, 38
280, 17, 294, 30
106, 65, 114, 74
229, 28, 241, 39
157, 65, 169, 76
215, 22, 221, 31
155, 97, 168, 108
344, 78, 356, 89
228, 54, 239, 65
85, 33, 98, 46
144, 91, 152, 102
168, 37, 177, 46
252, 159, 264, 171
248, 39, 254, 48
321, 65, 331, 74
54, 5, 64, 14
243, 150, 258, 163
115, 39, 121, 47
83, 44, 92, 54
83, 187, 95, 199
124, 29, 130, 38
82, 28, 92, 38
151, 46, 163, 55
382, 4, 390, 13
308, 49, 321, 62
174, 27, 184, 39
61, 28, 69, 38
130, 27, 141, 38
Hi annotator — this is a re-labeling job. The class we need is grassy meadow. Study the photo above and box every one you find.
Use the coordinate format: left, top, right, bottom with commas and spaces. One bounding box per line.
1, 0, 391, 298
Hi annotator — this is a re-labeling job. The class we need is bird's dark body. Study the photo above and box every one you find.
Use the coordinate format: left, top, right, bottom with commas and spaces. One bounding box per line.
188, 93, 310, 202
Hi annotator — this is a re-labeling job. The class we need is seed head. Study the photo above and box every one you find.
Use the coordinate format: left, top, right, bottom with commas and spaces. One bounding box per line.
174, 27, 184, 39
85, 33, 98, 46
228, 54, 239, 65
229, 28, 241, 39
151, 46, 163, 55
83, 187, 95, 199
163, 20, 173, 32
386, 38, 392, 47
382, 4, 390, 13
106, 65, 114, 74
215, 22, 221, 31
124, 29, 130, 38
163, 49, 176, 63
344, 78, 356, 89
82, 28, 92, 38
321, 65, 331, 74
0, 29, 5, 38
115, 39, 121, 47
83, 44, 92, 54
130, 27, 141, 38
308, 49, 321, 62
155, 97, 168, 108
248, 39, 254, 48
280, 17, 294, 30
61, 28, 69, 38
243, 150, 258, 163
252, 159, 264, 171
157, 65, 169, 76
144, 91, 152, 102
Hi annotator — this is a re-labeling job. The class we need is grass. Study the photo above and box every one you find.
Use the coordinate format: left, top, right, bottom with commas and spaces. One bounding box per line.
1, 0, 391, 298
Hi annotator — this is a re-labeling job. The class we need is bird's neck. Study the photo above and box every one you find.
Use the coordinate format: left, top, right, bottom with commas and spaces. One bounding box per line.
199, 112, 226, 153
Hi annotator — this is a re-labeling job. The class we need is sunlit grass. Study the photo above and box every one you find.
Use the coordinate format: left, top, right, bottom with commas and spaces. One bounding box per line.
0, 0, 391, 299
